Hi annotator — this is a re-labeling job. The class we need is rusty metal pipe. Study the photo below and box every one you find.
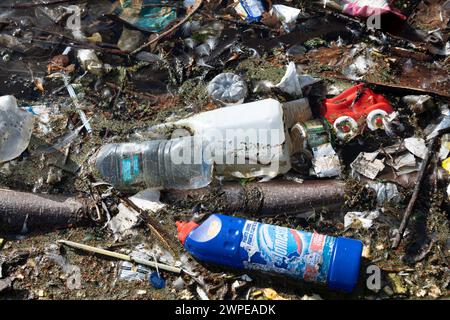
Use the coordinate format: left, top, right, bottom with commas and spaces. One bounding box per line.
162, 180, 346, 216
0, 189, 90, 235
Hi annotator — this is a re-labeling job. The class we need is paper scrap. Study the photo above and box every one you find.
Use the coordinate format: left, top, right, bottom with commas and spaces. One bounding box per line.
344, 210, 380, 229
350, 152, 385, 179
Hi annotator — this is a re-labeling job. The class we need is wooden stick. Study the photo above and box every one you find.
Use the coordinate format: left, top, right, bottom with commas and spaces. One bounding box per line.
130, 0, 203, 55
58, 240, 182, 274
391, 136, 438, 249
0, 189, 89, 234
163, 180, 346, 216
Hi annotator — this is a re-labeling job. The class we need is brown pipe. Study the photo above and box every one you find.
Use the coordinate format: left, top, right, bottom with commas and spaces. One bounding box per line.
0, 189, 91, 235
162, 180, 346, 216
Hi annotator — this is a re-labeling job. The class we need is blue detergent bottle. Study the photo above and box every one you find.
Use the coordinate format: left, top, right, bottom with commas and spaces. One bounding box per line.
177, 214, 363, 292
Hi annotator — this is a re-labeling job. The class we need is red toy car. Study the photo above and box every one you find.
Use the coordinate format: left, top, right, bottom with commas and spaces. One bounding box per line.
320, 84, 394, 140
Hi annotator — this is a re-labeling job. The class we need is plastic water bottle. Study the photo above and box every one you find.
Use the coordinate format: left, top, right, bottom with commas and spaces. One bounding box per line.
95, 136, 213, 191
0, 95, 34, 163
177, 214, 363, 292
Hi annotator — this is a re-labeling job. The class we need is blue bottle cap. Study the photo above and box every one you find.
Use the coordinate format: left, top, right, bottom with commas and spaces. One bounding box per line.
327, 237, 363, 292
149, 272, 166, 289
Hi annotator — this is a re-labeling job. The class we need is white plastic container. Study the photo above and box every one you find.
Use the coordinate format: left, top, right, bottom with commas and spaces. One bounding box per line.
173, 98, 292, 179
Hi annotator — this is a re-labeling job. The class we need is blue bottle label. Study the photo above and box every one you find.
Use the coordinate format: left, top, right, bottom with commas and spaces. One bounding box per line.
240, 221, 336, 283
121, 155, 140, 183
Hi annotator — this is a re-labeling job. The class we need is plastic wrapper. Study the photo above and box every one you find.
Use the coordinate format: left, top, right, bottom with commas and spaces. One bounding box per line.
344, 210, 380, 229
311, 143, 341, 178
366, 181, 403, 206
112, 0, 177, 33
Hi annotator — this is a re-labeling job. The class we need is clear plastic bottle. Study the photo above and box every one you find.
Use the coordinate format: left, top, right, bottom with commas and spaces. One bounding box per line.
95, 136, 213, 191
0, 95, 34, 163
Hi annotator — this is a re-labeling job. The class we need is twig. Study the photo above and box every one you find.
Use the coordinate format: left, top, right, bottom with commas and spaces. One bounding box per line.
31, 28, 128, 56
110, 68, 127, 111
201, 12, 272, 31
58, 240, 181, 274
378, 265, 415, 273
391, 136, 438, 249
120, 197, 179, 258
131, 0, 203, 55
105, 82, 159, 100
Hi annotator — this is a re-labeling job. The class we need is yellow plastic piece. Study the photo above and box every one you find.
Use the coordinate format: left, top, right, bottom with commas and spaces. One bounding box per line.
442, 157, 450, 174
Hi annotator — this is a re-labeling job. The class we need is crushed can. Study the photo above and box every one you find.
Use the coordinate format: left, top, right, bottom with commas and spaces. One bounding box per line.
290, 119, 330, 151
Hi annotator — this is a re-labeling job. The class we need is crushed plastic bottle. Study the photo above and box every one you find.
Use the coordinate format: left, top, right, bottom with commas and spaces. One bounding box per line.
206, 73, 247, 105
0, 95, 34, 163
177, 214, 363, 292
95, 136, 213, 191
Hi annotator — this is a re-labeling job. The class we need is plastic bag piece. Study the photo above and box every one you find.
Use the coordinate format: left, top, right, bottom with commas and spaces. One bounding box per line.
270, 5, 301, 32
344, 210, 380, 229
404, 137, 427, 160
276, 62, 302, 96
366, 181, 402, 206
427, 114, 450, 140
0, 95, 34, 163
112, 0, 177, 33
206, 73, 248, 105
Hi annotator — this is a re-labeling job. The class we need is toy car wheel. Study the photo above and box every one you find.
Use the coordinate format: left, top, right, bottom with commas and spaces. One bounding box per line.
366, 109, 388, 131
333, 116, 358, 140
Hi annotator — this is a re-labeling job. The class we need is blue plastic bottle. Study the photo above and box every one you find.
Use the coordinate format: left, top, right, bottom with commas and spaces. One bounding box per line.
177, 214, 363, 292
